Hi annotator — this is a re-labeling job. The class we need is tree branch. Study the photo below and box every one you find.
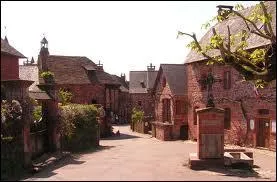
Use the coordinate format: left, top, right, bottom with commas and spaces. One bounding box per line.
260, 1, 275, 42
232, 10, 272, 40
227, 25, 231, 52
180, 32, 216, 61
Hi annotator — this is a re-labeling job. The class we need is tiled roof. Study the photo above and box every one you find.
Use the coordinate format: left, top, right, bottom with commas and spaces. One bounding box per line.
44, 55, 120, 85
1, 38, 25, 58
129, 71, 158, 94
185, 1, 276, 64
153, 64, 187, 96
29, 91, 52, 100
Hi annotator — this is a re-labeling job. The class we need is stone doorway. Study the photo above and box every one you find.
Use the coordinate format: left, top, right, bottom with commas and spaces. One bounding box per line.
180, 125, 188, 140
257, 118, 270, 148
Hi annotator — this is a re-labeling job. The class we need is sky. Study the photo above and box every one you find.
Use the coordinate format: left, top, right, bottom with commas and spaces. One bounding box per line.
1, 1, 258, 80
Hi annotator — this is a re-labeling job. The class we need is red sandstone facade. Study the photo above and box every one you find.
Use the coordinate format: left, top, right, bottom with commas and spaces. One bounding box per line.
37, 38, 127, 120
152, 64, 188, 140
1, 54, 19, 80
129, 64, 158, 124
185, 62, 276, 150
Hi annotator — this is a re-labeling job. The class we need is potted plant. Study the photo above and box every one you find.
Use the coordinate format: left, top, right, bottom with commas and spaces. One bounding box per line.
40, 71, 54, 83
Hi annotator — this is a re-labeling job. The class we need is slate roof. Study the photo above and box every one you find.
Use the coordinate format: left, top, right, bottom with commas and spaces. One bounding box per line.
129, 70, 158, 94
43, 55, 120, 85
153, 64, 187, 96
1, 38, 25, 58
19, 65, 40, 92
185, 1, 276, 64
111, 75, 129, 92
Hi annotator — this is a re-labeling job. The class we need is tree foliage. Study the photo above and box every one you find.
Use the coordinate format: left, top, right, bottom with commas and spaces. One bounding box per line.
58, 88, 73, 106
178, 1, 276, 88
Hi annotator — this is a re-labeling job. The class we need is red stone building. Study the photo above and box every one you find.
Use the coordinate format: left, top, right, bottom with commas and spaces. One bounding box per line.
184, 1, 276, 150
111, 74, 130, 123
151, 64, 188, 140
129, 63, 158, 122
37, 37, 123, 116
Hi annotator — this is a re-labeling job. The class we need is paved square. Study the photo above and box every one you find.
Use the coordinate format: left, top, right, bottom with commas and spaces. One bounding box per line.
25, 125, 276, 181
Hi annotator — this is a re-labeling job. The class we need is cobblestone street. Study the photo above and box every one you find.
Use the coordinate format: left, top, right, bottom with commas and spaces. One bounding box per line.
25, 125, 276, 181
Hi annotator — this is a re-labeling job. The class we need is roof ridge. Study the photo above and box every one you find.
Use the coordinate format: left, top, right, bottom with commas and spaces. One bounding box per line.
49, 55, 87, 58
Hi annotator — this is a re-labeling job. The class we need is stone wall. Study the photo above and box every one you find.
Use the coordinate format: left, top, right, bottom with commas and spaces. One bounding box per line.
1, 54, 19, 80
152, 122, 173, 141
130, 93, 155, 118
55, 84, 105, 105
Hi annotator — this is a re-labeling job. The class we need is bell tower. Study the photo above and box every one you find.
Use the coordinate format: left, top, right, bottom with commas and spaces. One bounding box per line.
38, 36, 49, 72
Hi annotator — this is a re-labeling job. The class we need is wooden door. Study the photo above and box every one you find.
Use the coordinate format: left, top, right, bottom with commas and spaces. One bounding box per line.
180, 125, 188, 140
162, 99, 171, 122
257, 119, 270, 148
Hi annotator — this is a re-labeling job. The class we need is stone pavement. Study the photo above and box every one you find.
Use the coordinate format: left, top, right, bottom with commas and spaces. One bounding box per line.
24, 125, 276, 181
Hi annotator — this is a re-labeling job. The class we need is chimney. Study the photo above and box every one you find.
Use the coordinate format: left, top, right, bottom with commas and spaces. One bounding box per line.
147, 63, 155, 72
96, 60, 104, 71
120, 73, 126, 81
4, 36, 9, 44
216, 5, 233, 21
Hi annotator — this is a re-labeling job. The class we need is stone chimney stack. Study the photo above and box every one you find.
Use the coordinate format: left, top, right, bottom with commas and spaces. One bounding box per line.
147, 63, 155, 72
121, 73, 126, 81
96, 60, 104, 71
216, 5, 233, 21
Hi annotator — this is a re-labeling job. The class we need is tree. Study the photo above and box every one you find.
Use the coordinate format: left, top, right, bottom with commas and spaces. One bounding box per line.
178, 1, 276, 88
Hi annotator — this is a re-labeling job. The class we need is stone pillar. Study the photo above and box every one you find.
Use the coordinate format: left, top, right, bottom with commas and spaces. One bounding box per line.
188, 107, 225, 169
45, 99, 60, 152
196, 107, 225, 159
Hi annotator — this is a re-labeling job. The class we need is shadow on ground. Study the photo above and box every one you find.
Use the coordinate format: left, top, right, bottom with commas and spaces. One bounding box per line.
21, 145, 115, 180
101, 133, 141, 140
183, 160, 268, 179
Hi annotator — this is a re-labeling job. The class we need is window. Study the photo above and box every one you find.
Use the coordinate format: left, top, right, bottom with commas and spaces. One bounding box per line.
223, 71, 231, 89
193, 106, 199, 125
175, 100, 185, 115
258, 109, 269, 115
224, 108, 231, 129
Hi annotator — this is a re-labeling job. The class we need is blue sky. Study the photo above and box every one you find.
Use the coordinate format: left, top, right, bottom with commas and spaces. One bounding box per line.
1, 1, 258, 80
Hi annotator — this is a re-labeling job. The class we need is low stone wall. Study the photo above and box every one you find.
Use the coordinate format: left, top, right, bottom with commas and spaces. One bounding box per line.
133, 121, 149, 134
30, 130, 48, 159
152, 122, 173, 141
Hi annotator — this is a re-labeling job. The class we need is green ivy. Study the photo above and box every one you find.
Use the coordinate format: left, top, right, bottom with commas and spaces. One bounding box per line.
58, 89, 73, 106
40, 71, 54, 79
131, 108, 144, 124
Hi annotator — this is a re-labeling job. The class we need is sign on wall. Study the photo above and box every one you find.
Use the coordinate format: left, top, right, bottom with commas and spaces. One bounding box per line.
250, 119, 255, 130
271, 120, 276, 133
